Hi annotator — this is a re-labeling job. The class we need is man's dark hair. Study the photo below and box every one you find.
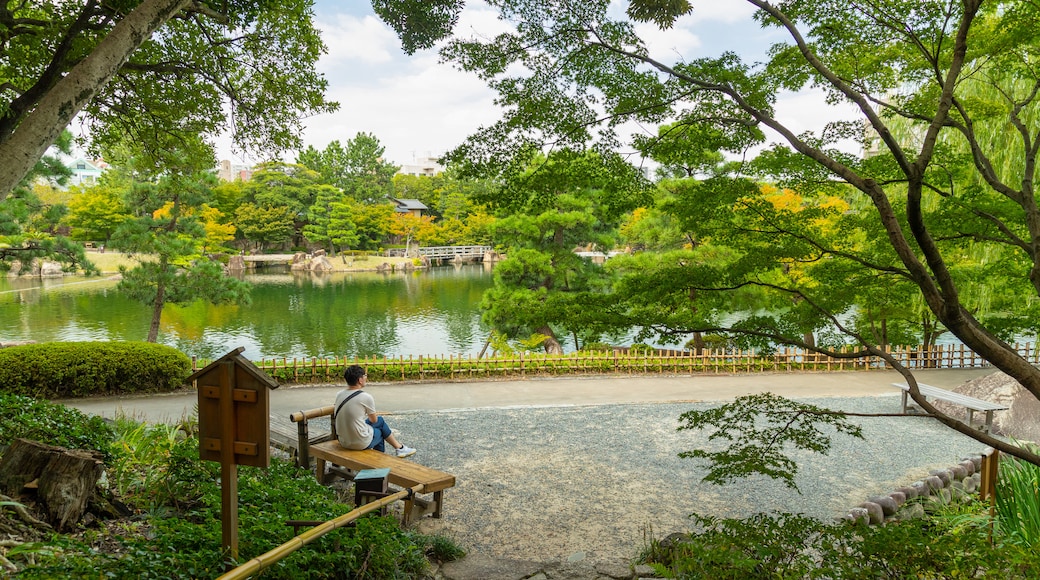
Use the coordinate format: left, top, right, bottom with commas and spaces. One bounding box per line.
344, 365, 366, 386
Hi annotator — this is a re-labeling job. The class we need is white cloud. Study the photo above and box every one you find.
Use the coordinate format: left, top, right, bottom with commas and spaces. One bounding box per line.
635, 21, 702, 60
452, 2, 513, 40
688, 0, 757, 24
317, 14, 400, 66
304, 58, 500, 165
218, 2, 854, 168
769, 89, 862, 153
300, 2, 510, 165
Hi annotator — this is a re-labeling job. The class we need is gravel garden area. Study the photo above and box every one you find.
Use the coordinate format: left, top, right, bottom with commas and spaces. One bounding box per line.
371, 395, 986, 568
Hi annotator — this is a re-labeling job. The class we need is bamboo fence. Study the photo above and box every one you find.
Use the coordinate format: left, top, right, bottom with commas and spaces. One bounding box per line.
190, 343, 1039, 385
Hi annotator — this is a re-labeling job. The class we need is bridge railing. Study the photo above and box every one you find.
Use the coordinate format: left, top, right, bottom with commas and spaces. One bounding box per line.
385, 245, 492, 259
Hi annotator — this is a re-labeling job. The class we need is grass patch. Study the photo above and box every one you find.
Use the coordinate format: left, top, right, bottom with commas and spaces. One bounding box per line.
81, 251, 144, 274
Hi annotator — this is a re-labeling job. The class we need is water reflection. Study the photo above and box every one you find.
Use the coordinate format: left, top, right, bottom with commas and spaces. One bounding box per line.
0, 265, 495, 360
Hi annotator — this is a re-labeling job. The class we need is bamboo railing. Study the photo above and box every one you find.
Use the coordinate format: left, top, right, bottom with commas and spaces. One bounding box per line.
190, 343, 1039, 386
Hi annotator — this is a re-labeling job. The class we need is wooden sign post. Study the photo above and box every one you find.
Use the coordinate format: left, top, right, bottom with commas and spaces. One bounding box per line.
188, 347, 278, 564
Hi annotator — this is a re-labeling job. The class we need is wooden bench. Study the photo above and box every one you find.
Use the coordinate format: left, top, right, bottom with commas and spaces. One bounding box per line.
288, 407, 455, 524
891, 382, 1008, 431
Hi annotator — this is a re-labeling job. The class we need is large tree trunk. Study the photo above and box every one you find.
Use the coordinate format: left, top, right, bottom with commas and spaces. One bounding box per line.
0, 0, 191, 198
0, 439, 104, 531
536, 325, 564, 354
147, 274, 167, 343
689, 331, 706, 355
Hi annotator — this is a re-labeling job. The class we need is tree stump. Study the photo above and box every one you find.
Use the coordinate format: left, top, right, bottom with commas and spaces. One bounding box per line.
0, 438, 104, 530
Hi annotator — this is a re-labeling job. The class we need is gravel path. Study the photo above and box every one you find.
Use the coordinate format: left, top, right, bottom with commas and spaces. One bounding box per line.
367, 394, 985, 566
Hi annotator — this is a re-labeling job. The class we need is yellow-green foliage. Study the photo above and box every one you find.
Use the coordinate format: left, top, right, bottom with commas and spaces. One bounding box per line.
0, 341, 192, 398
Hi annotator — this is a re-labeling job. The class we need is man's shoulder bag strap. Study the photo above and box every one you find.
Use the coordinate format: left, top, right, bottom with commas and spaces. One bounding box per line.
332, 390, 364, 421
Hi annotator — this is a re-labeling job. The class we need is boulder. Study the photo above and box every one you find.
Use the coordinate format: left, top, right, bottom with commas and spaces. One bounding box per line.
911, 481, 930, 497
923, 475, 946, 493
888, 491, 907, 507
868, 495, 899, 516
846, 507, 870, 526
859, 501, 885, 524
895, 486, 919, 500
309, 255, 334, 272
929, 469, 951, 487
896, 502, 926, 521
40, 261, 63, 277
934, 371, 1040, 441
227, 255, 246, 271
959, 459, 976, 476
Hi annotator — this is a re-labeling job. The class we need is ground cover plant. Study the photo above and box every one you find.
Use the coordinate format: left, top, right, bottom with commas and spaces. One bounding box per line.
640, 502, 1039, 579
994, 442, 1040, 549
0, 396, 462, 578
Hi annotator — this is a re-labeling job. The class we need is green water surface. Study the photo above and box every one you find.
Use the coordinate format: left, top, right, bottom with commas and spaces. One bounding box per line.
0, 264, 495, 361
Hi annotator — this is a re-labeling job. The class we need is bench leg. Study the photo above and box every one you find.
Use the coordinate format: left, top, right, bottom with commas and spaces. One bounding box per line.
967, 409, 975, 428
315, 457, 327, 485
900, 391, 908, 413
985, 410, 994, 433
403, 498, 415, 526
432, 491, 444, 519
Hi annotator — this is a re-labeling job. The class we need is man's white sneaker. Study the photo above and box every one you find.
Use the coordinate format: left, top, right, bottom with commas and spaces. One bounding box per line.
394, 445, 416, 458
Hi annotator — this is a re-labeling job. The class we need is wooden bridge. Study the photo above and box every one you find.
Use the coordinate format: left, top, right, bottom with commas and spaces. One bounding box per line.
242, 254, 296, 264
386, 245, 492, 260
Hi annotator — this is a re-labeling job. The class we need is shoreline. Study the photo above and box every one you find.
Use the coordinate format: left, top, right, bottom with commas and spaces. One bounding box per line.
19, 251, 430, 276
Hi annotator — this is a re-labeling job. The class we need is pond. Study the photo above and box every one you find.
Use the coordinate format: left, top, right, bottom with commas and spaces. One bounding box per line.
0, 264, 499, 361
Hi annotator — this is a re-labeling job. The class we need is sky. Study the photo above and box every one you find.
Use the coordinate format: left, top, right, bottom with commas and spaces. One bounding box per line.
222, 0, 859, 167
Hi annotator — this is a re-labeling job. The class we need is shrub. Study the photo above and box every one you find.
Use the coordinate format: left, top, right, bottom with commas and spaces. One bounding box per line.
684, 334, 734, 352
641, 505, 1037, 579
0, 341, 192, 398
0, 392, 116, 460
579, 342, 614, 351
418, 533, 466, 563
995, 442, 1040, 547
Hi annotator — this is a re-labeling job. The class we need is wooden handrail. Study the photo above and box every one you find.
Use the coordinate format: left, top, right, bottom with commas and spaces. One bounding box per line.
289, 406, 335, 469
218, 484, 427, 580
289, 406, 333, 423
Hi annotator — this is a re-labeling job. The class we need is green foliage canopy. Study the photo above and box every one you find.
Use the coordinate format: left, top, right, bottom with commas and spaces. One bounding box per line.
442, 0, 1040, 466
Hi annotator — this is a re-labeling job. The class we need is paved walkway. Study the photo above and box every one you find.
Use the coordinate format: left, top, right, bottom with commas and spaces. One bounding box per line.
60, 368, 993, 423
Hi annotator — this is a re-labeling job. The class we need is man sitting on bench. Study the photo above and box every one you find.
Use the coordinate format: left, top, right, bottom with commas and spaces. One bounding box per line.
334, 365, 417, 458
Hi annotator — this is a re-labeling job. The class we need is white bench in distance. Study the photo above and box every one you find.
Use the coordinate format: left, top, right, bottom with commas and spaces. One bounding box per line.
891, 382, 1008, 431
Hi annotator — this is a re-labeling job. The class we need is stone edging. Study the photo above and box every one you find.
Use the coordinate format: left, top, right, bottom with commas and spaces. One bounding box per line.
844, 451, 987, 525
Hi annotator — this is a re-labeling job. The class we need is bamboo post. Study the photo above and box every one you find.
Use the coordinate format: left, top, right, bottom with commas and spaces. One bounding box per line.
979, 448, 999, 503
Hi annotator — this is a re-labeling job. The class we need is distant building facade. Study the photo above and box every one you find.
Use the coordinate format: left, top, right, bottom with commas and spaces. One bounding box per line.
397, 155, 444, 177
66, 157, 108, 188
218, 159, 254, 182
389, 197, 428, 217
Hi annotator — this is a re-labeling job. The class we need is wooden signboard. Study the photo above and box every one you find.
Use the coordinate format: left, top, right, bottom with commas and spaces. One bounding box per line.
193, 347, 277, 468
187, 347, 279, 562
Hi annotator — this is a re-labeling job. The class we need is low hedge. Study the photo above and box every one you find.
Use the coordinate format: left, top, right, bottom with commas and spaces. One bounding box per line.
0, 341, 192, 398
